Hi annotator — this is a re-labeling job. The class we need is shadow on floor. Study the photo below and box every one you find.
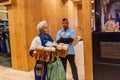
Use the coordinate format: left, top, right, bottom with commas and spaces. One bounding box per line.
93, 63, 120, 80
0, 55, 12, 67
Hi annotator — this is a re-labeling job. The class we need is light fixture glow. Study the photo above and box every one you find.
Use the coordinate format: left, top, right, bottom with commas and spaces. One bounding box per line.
91, 0, 94, 3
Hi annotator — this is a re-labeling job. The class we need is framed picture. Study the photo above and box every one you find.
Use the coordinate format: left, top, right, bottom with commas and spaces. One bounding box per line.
0, 0, 12, 6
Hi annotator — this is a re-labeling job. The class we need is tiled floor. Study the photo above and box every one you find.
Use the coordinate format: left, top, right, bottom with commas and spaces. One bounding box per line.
0, 41, 84, 80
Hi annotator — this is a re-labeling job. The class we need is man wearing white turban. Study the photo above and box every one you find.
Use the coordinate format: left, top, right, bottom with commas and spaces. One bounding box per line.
29, 20, 66, 80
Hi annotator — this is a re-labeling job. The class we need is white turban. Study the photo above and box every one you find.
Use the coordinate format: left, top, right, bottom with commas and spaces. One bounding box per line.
36, 20, 47, 32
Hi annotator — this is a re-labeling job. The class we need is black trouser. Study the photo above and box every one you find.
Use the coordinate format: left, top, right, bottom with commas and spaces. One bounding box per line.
60, 55, 79, 80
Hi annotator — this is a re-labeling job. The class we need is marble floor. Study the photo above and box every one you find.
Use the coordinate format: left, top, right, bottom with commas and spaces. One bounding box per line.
0, 41, 84, 80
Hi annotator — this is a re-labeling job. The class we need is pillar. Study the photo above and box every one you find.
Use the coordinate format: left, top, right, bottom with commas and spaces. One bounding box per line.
82, 0, 93, 80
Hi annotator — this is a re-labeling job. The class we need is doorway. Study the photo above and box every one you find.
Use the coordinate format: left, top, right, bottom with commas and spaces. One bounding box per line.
0, 6, 11, 67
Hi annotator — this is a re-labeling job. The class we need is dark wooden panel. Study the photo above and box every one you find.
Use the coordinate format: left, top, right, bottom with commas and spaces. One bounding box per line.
92, 32, 120, 64
101, 42, 120, 59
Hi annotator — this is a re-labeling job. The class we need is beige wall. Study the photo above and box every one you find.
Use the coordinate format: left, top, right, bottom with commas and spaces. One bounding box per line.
8, 0, 79, 71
